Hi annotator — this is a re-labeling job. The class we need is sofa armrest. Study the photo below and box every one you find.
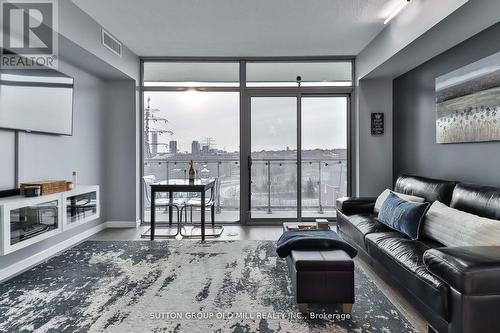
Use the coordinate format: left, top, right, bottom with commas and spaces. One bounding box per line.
424, 246, 500, 295
336, 197, 376, 215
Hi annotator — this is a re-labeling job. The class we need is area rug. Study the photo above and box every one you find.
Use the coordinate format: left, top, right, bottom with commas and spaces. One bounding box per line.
0, 241, 416, 333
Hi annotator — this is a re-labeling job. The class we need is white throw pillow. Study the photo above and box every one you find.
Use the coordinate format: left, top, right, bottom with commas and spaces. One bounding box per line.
422, 201, 500, 247
374, 189, 425, 213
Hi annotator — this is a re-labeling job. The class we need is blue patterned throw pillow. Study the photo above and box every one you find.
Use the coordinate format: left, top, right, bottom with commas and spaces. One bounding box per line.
378, 192, 430, 240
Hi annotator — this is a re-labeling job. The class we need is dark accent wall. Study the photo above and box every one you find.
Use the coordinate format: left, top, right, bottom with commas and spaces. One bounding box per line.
393, 22, 500, 187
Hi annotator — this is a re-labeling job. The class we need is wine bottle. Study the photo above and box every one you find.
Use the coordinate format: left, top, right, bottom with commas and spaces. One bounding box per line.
188, 160, 195, 182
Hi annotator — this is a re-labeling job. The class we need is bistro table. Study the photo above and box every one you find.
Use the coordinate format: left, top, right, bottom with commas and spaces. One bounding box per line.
150, 178, 216, 241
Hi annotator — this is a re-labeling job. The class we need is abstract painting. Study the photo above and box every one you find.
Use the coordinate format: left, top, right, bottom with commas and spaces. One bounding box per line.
436, 51, 500, 143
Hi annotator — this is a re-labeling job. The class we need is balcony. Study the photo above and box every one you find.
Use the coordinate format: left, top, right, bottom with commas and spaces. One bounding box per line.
143, 158, 347, 222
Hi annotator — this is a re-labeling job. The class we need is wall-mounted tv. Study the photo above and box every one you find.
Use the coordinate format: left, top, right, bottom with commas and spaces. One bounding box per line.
0, 69, 74, 135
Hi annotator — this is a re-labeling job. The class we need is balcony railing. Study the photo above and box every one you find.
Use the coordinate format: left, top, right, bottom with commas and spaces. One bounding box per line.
143, 157, 347, 219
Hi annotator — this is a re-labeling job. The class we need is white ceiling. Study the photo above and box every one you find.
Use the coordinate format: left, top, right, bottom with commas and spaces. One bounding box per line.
72, 0, 401, 57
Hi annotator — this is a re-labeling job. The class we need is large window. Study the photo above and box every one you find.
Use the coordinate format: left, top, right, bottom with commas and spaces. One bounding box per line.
142, 62, 240, 223
142, 60, 352, 223
143, 62, 239, 87
246, 61, 352, 87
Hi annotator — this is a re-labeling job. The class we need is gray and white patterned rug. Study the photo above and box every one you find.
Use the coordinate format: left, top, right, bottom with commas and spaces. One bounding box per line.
0, 241, 416, 333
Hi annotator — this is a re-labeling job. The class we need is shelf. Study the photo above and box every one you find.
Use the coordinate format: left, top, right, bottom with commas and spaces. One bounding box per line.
63, 186, 100, 231
0, 186, 100, 255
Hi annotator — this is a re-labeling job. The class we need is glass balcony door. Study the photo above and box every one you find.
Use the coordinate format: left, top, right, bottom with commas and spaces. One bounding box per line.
301, 96, 348, 218
250, 96, 298, 219
248, 95, 348, 222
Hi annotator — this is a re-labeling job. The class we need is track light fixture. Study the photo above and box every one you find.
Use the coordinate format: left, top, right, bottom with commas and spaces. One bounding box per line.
384, 0, 411, 25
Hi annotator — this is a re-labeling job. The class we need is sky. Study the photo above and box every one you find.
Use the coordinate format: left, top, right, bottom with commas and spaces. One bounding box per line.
145, 92, 347, 153
145, 91, 239, 152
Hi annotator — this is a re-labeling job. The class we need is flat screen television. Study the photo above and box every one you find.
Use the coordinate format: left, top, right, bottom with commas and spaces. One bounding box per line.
0, 69, 74, 135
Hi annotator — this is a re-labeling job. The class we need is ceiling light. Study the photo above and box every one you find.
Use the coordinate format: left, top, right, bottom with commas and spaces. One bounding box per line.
384, 0, 411, 25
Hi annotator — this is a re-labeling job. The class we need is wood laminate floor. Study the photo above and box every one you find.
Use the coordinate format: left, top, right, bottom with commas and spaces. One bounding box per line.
89, 224, 427, 332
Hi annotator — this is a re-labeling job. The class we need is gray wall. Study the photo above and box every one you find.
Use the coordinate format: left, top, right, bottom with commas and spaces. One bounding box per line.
0, 62, 138, 272
57, 1, 141, 223
0, 132, 15, 189
0, 2, 139, 273
59, 1, 139, 81
17, 61, 106, 187
104, 80, 138, 222
361, 0, 500, 80
356, 79, 393, 196
0, 59, 107, 269
357, 0, 467, 79
393, 22, 500, 187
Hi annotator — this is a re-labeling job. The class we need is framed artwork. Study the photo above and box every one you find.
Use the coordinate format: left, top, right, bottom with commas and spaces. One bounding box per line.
436, 51, 500, 143
371, 113, 384, 135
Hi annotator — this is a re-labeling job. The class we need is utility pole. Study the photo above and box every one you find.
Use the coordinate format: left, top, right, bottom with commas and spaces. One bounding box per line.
144, 97, 173, 158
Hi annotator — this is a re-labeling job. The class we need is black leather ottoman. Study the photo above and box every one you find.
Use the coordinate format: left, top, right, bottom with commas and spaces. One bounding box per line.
286, 249, 355, 314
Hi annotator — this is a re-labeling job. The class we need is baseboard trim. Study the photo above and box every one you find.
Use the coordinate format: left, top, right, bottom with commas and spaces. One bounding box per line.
0, 223, 107, 283
105, 220, 141, 228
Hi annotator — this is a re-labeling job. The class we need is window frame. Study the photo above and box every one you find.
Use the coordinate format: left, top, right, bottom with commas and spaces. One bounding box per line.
140, 57, 354, 224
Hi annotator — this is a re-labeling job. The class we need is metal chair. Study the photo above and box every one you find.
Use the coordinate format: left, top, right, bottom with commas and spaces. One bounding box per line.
142, 175, 184, 238
179, 178, 223, 238
74, 195, 97, 218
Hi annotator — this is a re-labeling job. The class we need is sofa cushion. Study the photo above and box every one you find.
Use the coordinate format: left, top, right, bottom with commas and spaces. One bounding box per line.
365, 232, 449, 320
450, 183, 500, 220
395, 175, 456, 205
374, 189, 425, 213
337, 212, 392, 250
377, 192, 430, 240
422, 201, 500, 247
424, 246, 500, 295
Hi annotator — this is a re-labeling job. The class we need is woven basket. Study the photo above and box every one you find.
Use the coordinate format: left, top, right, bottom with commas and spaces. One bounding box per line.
20, 180, 68, 196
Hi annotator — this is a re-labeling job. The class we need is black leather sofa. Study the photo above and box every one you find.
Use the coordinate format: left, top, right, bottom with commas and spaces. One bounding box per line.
336, 175, 500, 333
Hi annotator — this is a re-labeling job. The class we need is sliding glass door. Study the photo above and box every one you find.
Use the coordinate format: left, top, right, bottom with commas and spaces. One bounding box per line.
250, 97, 298, 219
248, 95, 348, 222
301, 97, 348, 218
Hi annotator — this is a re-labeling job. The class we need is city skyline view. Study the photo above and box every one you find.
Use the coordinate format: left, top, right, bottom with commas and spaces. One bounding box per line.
145, 91, 240, 154
144, 92, 347, 155
143, 91, 349, 222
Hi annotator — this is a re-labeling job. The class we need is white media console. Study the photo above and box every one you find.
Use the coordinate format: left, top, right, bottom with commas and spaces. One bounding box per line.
0, 186, 100, 255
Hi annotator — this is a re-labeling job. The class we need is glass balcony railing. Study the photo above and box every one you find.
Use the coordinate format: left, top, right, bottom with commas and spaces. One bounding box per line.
143, 158, 347, 222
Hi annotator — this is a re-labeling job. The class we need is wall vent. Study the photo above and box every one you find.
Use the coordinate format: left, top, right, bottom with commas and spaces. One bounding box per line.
101, 29, 122, 57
